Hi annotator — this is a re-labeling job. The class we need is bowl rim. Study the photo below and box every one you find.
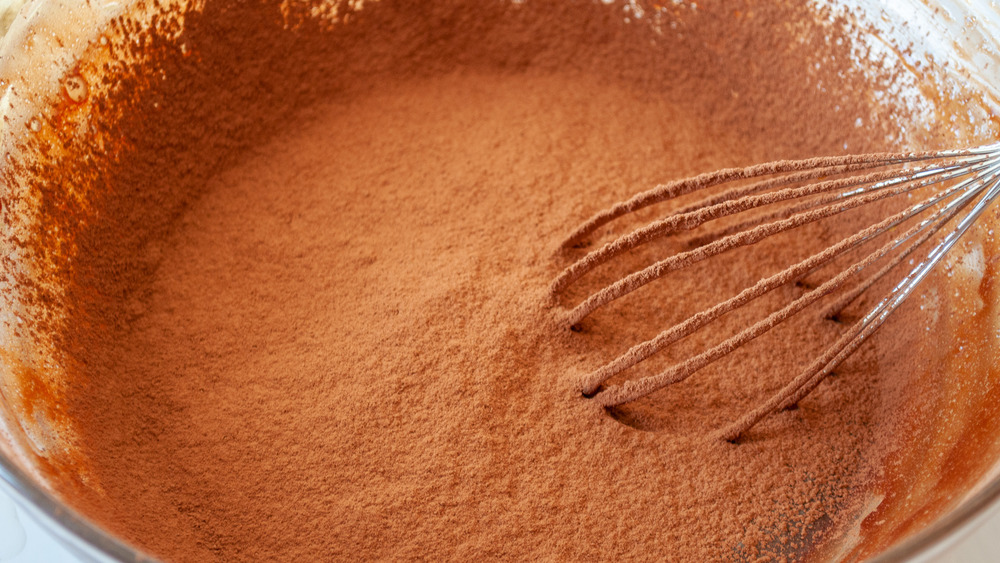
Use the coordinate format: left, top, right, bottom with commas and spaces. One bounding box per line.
0, 450, 154, 561
4, 429, 1000, 562
0, 0, 999, 560
870, 473, 1000, 562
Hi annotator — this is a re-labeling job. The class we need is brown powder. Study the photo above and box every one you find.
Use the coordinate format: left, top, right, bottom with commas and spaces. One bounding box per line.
81, 69, 881, 561
6, 0, 1000, 561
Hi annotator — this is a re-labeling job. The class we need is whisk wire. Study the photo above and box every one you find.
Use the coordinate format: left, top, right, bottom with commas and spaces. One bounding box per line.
561, 156, 996, 327
554, 160, 983, 293
558, 143, 1000, 439
561, 147, 999, 248
719, 170, 1000, 441
589, 157, 1000, 406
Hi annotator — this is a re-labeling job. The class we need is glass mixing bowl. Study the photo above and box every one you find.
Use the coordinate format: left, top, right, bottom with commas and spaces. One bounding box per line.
0, 0, 998, 561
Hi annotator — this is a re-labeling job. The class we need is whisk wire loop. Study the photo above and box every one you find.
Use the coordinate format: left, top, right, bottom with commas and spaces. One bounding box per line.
560, 148, 998, 249
556, 143, 1000, 439
561, 155, 997, 327
720, 170, 1000, 441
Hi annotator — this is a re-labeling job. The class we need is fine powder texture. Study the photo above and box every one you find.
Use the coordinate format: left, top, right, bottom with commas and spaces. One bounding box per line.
27, 1, 1000, 561
73, 72, 897, 560
81, 71, 879, 561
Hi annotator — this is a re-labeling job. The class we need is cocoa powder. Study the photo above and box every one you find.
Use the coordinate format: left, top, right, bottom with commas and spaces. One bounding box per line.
8, 0, 1000, 561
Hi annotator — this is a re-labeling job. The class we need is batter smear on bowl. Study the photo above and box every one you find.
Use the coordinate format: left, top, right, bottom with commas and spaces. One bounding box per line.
4, 0, 1000, 561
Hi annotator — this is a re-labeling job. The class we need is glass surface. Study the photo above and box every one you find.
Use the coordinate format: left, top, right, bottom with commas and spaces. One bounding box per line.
0, 1, 997, 561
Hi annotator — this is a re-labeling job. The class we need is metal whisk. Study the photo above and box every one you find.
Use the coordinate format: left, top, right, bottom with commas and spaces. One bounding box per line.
551, 143, 1000, 442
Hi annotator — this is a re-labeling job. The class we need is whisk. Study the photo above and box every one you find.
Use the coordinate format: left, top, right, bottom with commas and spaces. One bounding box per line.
551, 143, 1000, 442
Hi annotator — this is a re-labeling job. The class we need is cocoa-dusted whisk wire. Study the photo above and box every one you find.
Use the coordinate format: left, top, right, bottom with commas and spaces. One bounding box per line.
552, 143, 1000, 441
